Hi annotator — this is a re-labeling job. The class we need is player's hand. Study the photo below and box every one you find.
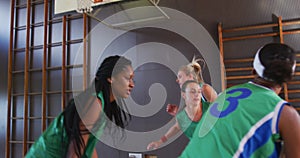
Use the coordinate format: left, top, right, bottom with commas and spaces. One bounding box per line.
147, 141, 163, 150
166, 104, 178, 116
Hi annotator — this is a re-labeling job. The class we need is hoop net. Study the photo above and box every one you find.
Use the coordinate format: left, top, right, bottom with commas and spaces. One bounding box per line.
77, 0, 94, 13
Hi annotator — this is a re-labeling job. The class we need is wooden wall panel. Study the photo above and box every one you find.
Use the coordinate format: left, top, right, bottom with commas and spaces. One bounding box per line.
218, 16, 300, 111
6, 0, 87, 157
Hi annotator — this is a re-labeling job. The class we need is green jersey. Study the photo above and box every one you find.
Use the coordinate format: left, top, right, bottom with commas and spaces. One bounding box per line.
180, 82, 286, 158
26, 92, 106, 158
176, 100, 210, 139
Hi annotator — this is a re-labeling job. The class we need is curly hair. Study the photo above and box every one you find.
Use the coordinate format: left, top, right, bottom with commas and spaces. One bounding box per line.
254, 43, 296, 85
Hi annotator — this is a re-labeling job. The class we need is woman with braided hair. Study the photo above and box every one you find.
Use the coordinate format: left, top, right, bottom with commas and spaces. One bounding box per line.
26, 55, 135, 158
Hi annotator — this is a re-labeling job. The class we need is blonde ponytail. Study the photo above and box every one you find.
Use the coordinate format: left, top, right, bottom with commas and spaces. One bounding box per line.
189, 56, 205, 83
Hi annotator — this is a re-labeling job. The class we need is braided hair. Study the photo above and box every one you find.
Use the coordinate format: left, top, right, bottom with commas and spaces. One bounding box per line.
63, 55, 132, 157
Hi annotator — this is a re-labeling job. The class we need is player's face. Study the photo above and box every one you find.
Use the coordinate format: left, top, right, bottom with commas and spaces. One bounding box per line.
176, 71, 194, 88
111, 65, 135, 98
183, 82, 202, 107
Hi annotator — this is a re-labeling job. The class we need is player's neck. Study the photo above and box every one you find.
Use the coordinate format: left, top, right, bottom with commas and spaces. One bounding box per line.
186, 103, 199, 112
185, 103, 202, 121
252, 77, 282, 94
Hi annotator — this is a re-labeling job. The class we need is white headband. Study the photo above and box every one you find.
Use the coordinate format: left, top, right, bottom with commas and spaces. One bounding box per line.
253, 48, 265, 78
253, 47, 297, 78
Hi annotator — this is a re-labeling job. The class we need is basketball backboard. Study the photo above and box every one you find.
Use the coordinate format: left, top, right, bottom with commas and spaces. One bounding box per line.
55, 0, 170, 28
54, 0, 124, 15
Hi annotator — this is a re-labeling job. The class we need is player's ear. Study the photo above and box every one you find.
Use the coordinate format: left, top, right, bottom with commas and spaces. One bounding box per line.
107, 78, 112, 84
181, 91, 186, 99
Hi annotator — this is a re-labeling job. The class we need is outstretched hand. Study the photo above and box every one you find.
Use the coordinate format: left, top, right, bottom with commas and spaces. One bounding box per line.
147, 140, 163, 150
166, 104, 179, 116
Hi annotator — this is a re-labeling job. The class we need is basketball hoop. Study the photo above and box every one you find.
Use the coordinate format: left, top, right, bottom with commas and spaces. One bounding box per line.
76, 0, 94, 13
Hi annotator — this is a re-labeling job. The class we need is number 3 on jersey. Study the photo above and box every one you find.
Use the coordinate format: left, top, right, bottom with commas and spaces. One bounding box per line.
210, 88, 252, 118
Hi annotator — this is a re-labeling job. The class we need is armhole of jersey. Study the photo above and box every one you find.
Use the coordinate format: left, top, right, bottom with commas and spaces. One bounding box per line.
272, 100, 289, 134
83, 91, 106, 157
199, 83, 208, 102
175, 111, 184, 132
201, 96, 207, 102
97, 91, 105, 110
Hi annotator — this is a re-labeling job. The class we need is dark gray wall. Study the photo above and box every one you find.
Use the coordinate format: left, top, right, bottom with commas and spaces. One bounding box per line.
160, 0, 300, 43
